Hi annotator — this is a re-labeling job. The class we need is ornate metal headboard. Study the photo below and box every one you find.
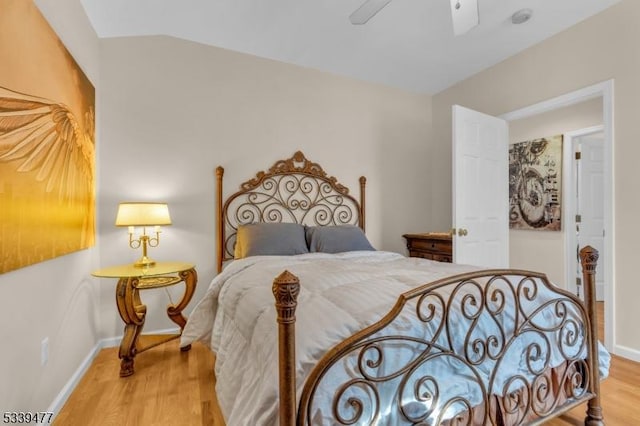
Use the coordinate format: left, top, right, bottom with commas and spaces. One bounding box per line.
216, 151, 366, 272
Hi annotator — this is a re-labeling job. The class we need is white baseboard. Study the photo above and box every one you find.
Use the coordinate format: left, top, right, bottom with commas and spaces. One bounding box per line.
614, 344, 640, 363
47, 327, 180, 421
45, 342, 102, 423
99, 327, 181, 348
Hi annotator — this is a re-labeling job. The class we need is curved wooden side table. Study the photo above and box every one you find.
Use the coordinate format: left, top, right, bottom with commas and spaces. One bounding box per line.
92, 262, 197, 377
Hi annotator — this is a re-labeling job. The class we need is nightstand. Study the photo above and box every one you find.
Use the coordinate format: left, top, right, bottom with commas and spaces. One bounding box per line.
403, 233, 453, 263
92, 262, 197, 377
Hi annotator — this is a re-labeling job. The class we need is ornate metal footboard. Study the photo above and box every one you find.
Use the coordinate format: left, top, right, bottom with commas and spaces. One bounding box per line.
272, 247, 604, 426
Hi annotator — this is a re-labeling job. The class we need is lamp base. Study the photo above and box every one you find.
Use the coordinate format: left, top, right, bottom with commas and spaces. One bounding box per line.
134, 256, 156, 268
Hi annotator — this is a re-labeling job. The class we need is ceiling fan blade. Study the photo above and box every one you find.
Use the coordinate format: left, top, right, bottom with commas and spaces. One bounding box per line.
450, 0, 479, 36
349, 0, 393, 25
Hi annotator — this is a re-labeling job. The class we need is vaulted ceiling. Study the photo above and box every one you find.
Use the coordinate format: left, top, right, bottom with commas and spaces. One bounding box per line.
81, 0, 621, 94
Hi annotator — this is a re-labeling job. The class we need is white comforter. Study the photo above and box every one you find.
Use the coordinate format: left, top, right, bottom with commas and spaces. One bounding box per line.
181, 251, 608, 425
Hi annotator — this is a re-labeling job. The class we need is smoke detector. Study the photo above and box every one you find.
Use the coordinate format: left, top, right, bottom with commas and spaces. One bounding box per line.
511, 8, 533, 25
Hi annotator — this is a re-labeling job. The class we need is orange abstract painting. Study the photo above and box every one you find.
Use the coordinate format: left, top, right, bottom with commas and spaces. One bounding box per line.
0, 0, 95, 273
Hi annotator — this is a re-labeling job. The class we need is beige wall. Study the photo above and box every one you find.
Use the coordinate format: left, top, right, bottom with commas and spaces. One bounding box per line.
509, 98, 602, 286
98, 36, 432, 337
0, 0, 101, 412
432, 0, 640, 357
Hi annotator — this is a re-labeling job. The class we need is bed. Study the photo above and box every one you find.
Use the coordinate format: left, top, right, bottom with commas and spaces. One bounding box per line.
181, 151, 608, 425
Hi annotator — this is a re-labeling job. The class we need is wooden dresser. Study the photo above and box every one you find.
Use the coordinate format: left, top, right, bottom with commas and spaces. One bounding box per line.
403, 233, 453, 263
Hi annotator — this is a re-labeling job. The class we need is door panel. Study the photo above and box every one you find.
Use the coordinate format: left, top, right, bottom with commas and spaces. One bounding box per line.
578, 133, 605, 300
453, 105, 509, 268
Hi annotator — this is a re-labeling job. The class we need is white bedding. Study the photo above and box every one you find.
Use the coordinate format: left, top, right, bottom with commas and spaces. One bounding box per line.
181, 251, 609, 425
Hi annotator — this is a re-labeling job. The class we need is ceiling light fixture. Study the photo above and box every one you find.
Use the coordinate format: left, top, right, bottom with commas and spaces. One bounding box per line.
511, 8, 533, 25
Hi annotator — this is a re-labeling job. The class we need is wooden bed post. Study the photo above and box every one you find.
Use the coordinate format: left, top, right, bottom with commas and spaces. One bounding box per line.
579, 246, 604, 426
273, 270, 300, 426
216, 166, 224, 273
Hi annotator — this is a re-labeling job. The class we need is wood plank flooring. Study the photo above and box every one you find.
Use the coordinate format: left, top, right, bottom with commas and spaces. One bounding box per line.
53, 341, 223, 426
55, 303, 639, 425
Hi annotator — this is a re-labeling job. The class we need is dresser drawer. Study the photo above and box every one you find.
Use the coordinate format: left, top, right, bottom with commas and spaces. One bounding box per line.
431, 253, 452, 263
403, 233, 453, 263
409, 250, 435, 260
408, 239, 451, 254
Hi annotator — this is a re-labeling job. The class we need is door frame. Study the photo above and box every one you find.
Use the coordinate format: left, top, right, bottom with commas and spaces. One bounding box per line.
564, 125, 604, 298
500, 80, 614, 352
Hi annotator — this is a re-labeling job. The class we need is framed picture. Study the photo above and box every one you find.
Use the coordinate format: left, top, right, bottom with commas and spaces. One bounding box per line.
0, 0, 95, 273
508, 135, 562, 231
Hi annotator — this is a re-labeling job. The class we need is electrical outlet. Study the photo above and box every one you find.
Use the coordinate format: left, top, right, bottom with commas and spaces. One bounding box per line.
41, 337, 49, 366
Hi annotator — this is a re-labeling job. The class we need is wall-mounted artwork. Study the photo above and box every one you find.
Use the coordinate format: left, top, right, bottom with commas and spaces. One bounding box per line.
509, 135, 562, 231
0, 0, 95, 274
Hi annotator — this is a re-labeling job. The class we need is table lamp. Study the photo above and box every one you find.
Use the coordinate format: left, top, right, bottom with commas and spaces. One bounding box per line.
115, 202, 172, 267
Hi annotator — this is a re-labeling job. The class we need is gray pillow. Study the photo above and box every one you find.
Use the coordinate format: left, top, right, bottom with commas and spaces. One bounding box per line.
234, 223, 309, 259
305, 225, 375, 253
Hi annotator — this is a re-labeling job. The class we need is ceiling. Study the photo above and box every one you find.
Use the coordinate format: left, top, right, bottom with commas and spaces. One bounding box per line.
80, 0, 621, 94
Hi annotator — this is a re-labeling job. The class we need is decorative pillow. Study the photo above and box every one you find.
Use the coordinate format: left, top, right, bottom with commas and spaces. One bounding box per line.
234, 223, 309, 259
305, 225, 375, 253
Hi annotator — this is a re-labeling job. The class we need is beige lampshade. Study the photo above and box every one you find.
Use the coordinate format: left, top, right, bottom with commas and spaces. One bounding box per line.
115, 202, 172, 226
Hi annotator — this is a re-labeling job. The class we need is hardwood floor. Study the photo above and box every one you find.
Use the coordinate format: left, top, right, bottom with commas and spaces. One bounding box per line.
55, 304, 639, 425
53, 341, 223, 426
547, 302, 640, 425
546, 352, 640, 425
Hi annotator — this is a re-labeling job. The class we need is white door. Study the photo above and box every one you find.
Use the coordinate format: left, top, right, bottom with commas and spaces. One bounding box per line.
452, 105, 509, 268
576, 132, 605, 301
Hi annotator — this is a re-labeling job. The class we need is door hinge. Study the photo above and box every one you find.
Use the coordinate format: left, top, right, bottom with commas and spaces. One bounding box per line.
576, 214, 582, 223
575, 151, 581, 160
576, 277, 582, 286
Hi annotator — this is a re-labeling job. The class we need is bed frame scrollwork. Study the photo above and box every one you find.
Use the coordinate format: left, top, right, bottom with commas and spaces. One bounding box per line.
216, 151, 366, 273
216, 151, 604, 425
272, 247, 604, 426
273, 247, 604, 426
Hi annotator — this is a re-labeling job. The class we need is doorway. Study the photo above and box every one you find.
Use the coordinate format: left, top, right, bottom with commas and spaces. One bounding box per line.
565, 126, 605, 301
500, 80, 614, 352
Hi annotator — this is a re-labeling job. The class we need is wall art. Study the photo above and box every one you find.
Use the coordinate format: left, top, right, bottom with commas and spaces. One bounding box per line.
509, 135, 562, 231
0, 0, 95, 273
